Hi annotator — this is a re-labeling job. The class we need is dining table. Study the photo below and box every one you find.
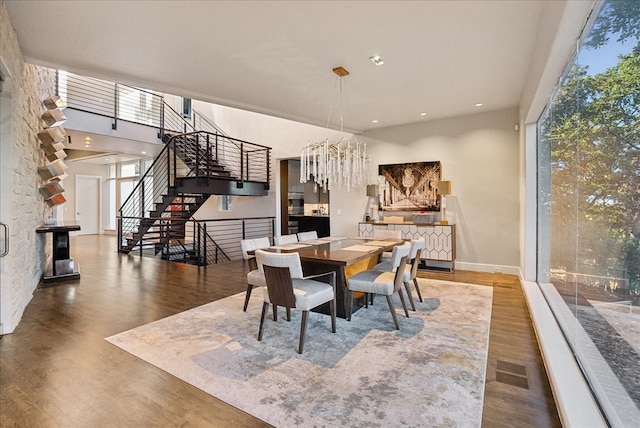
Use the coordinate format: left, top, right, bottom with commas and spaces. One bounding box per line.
264, 236, 404, 318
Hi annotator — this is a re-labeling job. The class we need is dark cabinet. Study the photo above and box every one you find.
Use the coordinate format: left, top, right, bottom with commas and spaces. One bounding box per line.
289, 215, 330, 238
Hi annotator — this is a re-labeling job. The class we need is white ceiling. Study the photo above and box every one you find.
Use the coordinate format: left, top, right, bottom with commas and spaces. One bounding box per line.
5, 1, 552, 134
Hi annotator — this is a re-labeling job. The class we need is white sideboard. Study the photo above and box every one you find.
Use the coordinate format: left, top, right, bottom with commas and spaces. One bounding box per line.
358, 222, 456, 271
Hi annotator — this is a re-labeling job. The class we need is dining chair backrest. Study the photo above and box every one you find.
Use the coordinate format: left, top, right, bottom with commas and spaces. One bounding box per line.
390, 242, 411, 269
373, 229, 402, 239
391, 243, 411, 293
240, 237, 271, 259
408, 239, 425, 261
410, 248, 424, 280
255, 249, 304, 278
273, 234, 298, 245
263, 265, 297, 309
297, 231, 318, 241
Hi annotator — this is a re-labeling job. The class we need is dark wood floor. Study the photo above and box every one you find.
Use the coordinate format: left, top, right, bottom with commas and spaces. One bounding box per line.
0, 235, 560, 427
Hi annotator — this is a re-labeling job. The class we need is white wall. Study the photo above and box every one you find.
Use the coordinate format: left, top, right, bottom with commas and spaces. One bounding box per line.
360, 108, 521, 272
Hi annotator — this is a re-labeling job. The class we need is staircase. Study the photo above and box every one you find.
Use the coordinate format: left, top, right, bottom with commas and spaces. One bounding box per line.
54, 70, 272, 265
118, 129, 271, 264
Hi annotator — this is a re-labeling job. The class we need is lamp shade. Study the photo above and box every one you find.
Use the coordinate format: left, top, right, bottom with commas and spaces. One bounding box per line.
366, 185, 379, 197
437, 180, 451, 195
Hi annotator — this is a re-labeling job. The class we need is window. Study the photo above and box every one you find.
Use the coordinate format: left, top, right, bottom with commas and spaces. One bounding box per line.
537, 1, 640, 424
119, 162, 139, 178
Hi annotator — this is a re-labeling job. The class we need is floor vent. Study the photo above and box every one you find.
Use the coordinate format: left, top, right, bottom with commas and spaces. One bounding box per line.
496, 360, 529, 389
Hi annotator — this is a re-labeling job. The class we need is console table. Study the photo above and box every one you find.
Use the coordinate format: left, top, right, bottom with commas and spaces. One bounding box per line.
358, 222, 456, 272
36, 222, 81, 282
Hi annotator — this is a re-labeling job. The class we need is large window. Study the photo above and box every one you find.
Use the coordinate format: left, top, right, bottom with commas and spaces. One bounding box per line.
537, 1, 640, 425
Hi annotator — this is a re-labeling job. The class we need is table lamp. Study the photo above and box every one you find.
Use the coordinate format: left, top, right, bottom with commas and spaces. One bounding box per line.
436, 181, 451, 225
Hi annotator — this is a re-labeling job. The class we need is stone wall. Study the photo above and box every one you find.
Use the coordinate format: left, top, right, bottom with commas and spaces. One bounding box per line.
1, 2, 56, 333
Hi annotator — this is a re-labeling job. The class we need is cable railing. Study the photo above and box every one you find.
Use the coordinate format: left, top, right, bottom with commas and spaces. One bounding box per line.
166, 131, 271, 185
118, 131, 270, 253
193, 110, 229, 137
58, 70, 194, 137
117, 216, 275, 265
191, 217, 276, 262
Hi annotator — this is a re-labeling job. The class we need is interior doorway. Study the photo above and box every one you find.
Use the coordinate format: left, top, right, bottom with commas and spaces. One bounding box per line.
75, 175, 101, 235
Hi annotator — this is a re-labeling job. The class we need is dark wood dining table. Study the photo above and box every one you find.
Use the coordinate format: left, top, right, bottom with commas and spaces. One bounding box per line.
265, 237, 404, 318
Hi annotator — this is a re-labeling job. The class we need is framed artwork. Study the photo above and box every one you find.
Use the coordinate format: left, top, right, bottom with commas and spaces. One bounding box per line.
378, 161, 441, 211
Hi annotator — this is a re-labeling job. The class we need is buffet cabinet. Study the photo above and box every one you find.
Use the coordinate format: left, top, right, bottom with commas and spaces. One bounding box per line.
358, 222, 456, 272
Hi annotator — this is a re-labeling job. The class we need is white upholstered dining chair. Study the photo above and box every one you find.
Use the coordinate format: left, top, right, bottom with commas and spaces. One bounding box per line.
240, 237, 271, 311
346, 242, 411, 330
373, 239, 426, 310
273, 234, 298, 245
255, 250, 336, 354
297, 231, 318, 241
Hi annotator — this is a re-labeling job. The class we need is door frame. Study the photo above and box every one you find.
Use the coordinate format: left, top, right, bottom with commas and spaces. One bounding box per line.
75, 174, 102, 235
0, 54, 13, 334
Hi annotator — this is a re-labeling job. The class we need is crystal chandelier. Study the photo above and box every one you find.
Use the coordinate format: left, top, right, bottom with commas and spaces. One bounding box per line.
300, 67, 371, 192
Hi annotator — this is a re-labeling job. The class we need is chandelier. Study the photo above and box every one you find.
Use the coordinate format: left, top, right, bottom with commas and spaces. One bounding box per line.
300, 67, 371, 192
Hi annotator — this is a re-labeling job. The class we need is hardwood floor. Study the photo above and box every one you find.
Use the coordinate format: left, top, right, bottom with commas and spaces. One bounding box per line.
0, 235, 560, 427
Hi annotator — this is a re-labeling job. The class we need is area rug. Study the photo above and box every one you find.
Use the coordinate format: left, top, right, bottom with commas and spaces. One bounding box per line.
106, 279, 493, 427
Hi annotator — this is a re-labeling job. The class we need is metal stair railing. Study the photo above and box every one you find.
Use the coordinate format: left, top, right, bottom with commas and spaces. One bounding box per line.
166, 131, 271, 185
192, 221, 231, 265
184, 216, 276, 265
58, 70, 197, 137
193, 110, 230, 138
117, 139, 173, 252
118, 132, 271, 253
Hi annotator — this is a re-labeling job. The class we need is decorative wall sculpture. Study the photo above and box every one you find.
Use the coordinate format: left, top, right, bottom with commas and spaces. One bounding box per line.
378, 161, 441, 211
38, 95, 68, 207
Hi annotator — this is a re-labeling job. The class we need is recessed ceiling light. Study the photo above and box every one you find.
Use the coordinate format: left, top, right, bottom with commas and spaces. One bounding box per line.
372, 119, 379, 123
85, 136, 91, 141
369, 55, 384, 66
475, 103, 484, 107
420, 112, 427, 116
141, 151, 147, 155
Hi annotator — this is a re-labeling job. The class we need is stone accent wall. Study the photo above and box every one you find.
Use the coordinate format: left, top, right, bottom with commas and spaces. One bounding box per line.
1, 3, 56, 333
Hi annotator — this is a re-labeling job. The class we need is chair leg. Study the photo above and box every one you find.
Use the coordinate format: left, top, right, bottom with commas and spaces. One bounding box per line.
243, 284, 253, 311
404, 281, 416, 311
330, 297, 336, 333
286, 307, 291, 322
298, 311, 309, 354
385, 295, 400, 330
413, 278, 424, 302
258, 302, 269, 341
364, 292, 369, 308
272, 304, 278, 321
398, 289, 410, 318
347, 289, 354, 321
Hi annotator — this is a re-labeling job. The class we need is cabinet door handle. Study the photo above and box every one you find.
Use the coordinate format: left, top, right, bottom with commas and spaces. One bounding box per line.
0, 222, 8, 257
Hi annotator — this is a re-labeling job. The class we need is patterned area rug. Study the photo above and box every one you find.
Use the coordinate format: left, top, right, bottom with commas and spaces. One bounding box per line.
106, 279, 493, 427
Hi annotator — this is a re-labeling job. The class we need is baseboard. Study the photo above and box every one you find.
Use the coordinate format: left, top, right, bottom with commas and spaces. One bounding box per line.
521, 281, 606, 427
453, 261, 519, 276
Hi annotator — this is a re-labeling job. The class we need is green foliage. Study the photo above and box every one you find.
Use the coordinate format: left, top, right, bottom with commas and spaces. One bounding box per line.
586, 0, 640, 49
549, 49, 640, 297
